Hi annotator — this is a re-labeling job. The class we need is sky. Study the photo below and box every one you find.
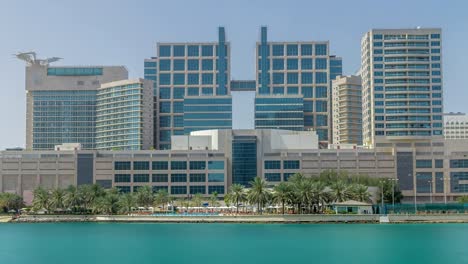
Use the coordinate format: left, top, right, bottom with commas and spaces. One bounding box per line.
0, 0, 467, 149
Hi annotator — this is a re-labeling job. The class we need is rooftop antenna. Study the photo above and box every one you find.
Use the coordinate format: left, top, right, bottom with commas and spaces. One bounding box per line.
15, 51, 62, 66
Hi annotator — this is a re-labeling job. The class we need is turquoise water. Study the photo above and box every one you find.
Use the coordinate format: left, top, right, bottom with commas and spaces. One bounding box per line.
0, 223, 467, 264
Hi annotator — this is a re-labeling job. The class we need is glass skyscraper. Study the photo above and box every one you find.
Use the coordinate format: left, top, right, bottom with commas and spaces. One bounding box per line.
145, 27, 232, 149
361, 28, 443, 147
25, 64, 128, 150
255, 26, 342, 144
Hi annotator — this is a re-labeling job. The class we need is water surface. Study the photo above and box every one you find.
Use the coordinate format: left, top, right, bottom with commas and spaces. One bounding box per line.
0, 223, 467, 264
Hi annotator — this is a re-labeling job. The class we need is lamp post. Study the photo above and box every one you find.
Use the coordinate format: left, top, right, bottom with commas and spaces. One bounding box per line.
389, 178, 399, 212
441, 177, 450, 205
428, 180, 433, 204
411, 173, 418, 214
380, 180, 385, 215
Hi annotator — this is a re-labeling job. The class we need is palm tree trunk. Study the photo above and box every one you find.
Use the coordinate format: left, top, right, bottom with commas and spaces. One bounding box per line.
282, 201, 285, 215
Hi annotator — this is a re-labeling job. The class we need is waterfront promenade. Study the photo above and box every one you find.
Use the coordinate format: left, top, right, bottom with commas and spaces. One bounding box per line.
7, 214, 468, 223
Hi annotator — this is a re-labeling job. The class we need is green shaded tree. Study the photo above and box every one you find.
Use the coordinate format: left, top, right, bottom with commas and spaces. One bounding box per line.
64, 185, 81, 213
118, 193, 135, 214
154, 189, 170, 211
135, 186, 154, 208
210, 192, 219, 207
227, 184, 246, 214
272, 182, 292, 214
32, 187, 51, 213
247, 177, 271, 214
50, 188, 66, 212
349, 184, 372, 203
0, 193, 24, 213
457, 196, 468, 204
330, 181, 351, 202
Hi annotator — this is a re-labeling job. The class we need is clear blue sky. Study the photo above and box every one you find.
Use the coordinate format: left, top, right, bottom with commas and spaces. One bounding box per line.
0, 0, 467, 149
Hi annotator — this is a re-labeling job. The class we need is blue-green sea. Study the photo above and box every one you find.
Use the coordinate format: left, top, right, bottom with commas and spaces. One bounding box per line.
0, 223, 467, 264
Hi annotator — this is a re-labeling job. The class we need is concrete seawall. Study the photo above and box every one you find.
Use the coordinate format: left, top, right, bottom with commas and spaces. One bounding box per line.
9, 214, 468, 223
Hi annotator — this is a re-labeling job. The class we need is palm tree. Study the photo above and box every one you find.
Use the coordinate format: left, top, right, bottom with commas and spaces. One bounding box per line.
135, 186, 154, 208
154, 189, 170, 212
272, 182, 292, 214
64, 185, 81, 213
119, 193, 135, 214
247, 177, 271, 214
32, 187, 50, 213
311, 181, 329, 213
95, 190, 120, 215
192, 193, 203, 212
0, 193, 23, 213
330, 180, 350, 202
350, 184, 372, 203
294, 178, 314, 214
210, 192, 219, 207
78, 185, 98, 212
50, 188, 65, 212
227, 184, 246, 214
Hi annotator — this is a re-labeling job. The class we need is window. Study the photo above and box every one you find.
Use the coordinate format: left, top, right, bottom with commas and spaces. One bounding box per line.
283, 160, 300, 169
114, 174, 130, 183
315, 86, 327, 98
272, 44, 284, 56
171, 174, 187, 182
301, 73, 313, 84
190, 186, 206, 194
315, 72, 327, 84
202, 45, 213, 56
190, 161, 206, 170
159, 45, 171, 57
202, 59, 213, 71
173, 102, 183, 113
273, 73, 284, 84
144, 69, 156, 75
190, 174, 206, 182
173, 45, 185, 57
115, 161, 131, 170
286, 44, 298, 56
287, 86, 298, 94
187, 87, 199, 96
431, 41, 440, 46
152, 161, 168, 170
265, 173, 281, 182
159, 116, 171, 129
159, 102, 171, 113
208, 186, 224, 194
316, 115, 327, 126
202, 87, 213, 95
188, 45, 199, 56
315, 58, 327, 69
171, 186, 187, 195
287, 59, 298, 70
435, 159, 443, 168
450, 160, 468, 168
272, 59, 284, 70
304, 101, 313, 112
187, 59, 199, 71
133, 161, 149, 170
208, 173, 224, 182
159, 59, 171, 71
301, 44, 313, 56
173, 74, 185, 85
173, 59, 185, 71
373, 34, 383, 39
159, 73, 170, 85
273, 87, 284, 94
159, 88, 171, 99
264, 160, 281, 169
416, 159, 432, 168
159, 130, 171, 142
133, 174, 149, 183
172, 88, 184, 99
152, 174, 168, 182
202, 73, 213, 84
188, 74, 199, 85
301, 58, 313, 70
208, 161, 224, 170
316, 101, 327, 112
304, 115, 313, 126
315, 44, 327, 55
144, 61, 157, 68
287, 73, 298, 84
171, 161, 187, 170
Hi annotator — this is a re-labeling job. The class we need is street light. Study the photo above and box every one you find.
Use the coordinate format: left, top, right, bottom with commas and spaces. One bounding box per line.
428, 180, 433, 204
440, 177, 450, 204
411, 173, 417, 214
389, 178, 399, 211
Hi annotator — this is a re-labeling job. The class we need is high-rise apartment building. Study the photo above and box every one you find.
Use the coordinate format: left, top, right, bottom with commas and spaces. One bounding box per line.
444, 112, 468, 140
255, 26, 342, 144
145, 27, 232, 150
20, 54, 128, 150
96, 79, 154, 150
332, 75, 363, 145
360, 28, 443, 147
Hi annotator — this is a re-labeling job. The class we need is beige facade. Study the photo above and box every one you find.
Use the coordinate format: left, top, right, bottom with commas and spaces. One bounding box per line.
332, 75, 363, 145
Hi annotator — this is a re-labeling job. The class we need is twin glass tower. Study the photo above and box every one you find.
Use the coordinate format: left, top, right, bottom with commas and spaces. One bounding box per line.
23, 27, 443, 151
